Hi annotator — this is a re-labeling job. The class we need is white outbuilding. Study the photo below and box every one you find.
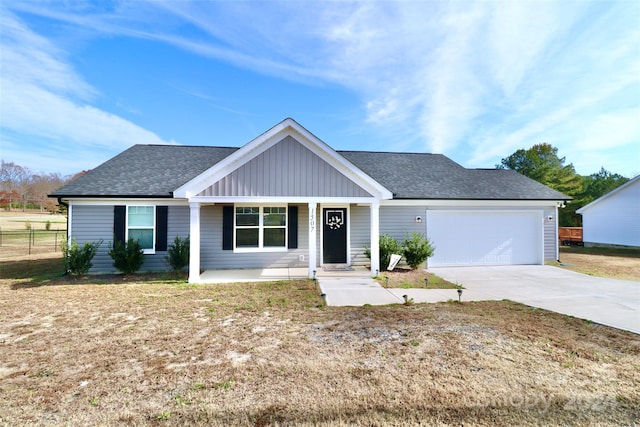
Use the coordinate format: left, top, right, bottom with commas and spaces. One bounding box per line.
577, 175, 640, 248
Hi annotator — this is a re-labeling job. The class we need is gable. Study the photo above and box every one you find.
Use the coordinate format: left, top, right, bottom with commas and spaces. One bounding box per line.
577, 176, 640, 214
198, 136, 372, 197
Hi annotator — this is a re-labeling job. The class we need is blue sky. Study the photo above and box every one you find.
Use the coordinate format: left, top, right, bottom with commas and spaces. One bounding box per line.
1, 0, 639, 178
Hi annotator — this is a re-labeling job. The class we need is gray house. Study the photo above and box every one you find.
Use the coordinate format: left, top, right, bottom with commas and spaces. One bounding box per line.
51, 118, 569, 283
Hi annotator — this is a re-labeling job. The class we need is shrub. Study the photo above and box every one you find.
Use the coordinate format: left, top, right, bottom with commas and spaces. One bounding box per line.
403, 232, 435, 269
61, 239, 102, 275
109, 238, 145, 275
24, 221, 31, 230
165, 235, 190, 272
364, 234, 403, 271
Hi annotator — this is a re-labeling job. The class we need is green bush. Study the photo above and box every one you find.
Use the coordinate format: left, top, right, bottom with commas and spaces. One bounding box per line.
61, 239, 102, 275
109, 238, 145, 275
165, 235, 190, 272
364, 234, 403, 272
403, 232, 435, 269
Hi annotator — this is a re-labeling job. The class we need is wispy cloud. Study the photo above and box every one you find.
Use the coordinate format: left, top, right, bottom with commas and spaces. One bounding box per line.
3, 0, 639, 175
0, 8, 175, 168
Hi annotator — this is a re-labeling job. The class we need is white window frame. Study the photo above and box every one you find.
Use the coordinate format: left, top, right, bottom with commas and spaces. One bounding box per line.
234, 204, 288, 253
126, 205, 156, 255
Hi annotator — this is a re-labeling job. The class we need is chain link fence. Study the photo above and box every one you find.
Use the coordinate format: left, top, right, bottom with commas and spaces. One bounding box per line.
0, 229, 66, 258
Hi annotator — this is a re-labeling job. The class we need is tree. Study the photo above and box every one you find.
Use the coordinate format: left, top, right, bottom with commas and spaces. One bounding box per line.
498, 143, 583, 226
0, 161, 29, 211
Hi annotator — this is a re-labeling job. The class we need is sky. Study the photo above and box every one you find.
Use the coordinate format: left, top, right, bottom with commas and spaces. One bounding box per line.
1, 0, 639, 178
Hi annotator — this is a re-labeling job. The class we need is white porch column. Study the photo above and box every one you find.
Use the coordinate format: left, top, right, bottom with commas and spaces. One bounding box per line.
308, 202, 317, 279
189, 202, 201, 283
370, 201, 380, 276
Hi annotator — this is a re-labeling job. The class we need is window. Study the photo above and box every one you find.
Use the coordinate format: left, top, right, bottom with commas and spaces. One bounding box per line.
235, 206, 286, 250
127, 206, 155, 252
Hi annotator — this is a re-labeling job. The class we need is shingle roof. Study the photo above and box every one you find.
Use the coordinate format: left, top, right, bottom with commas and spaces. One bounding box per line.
339, 151, 569, 200
51, 144, 569, 200
51, 145, 239, 198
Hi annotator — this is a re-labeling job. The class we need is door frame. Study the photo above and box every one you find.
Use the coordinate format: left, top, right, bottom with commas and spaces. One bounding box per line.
320, 204, 351, 265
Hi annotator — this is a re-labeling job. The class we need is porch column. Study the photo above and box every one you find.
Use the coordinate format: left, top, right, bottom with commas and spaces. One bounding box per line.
308, 202, 317, 279
189, 202, 201, 283
370, 201, 380, 276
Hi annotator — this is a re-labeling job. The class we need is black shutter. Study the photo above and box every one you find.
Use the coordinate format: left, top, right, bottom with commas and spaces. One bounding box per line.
222, 206, 233, 250
288, 205, 298, 249
114, 205, 126, 244
155, 206, 168, 251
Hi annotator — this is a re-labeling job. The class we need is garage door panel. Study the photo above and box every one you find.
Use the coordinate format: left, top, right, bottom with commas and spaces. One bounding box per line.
427, 211, 542, 267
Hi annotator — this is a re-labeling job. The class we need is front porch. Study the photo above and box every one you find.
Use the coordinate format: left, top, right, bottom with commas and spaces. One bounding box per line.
197, 265, 372, 283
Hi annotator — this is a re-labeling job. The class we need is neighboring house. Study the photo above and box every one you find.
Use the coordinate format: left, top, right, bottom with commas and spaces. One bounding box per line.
51, 118, 569, 283
576, 175, 640, 248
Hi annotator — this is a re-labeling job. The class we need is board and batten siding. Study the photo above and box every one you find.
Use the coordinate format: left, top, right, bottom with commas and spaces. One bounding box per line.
198, 136, 372, 198
71, 204, 190, 274
200, 204, 310, 269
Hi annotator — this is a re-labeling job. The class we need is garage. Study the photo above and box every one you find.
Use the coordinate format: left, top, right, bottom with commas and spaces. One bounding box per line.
426, 210, 543, 267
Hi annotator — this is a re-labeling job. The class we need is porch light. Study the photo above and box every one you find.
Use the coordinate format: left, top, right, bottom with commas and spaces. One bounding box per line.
457, 289, 463, 302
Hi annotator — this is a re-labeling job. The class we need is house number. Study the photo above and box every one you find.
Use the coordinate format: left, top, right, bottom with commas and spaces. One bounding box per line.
309, 208, 316, 232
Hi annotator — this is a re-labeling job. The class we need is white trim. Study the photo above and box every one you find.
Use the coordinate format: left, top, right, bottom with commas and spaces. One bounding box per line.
190, 196, 377, 204
67, 203, 73, 247
576, 175, 639, 214
320, 204, 350, 266
370, 201, 380, 276
60, 198, 187, 206
308, 202, 317, 278
188, 203, 201, 283
126, 205, 156, 255
381, 199, 563, 207
555, 205, 559, 260
232, 204, 288, 253
174, 118, 392, 200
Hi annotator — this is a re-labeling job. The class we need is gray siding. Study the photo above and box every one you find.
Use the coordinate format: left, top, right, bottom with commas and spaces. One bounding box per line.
199, 136, 372, 198
380, 205, 558, 263
201, 204, 309, 269
71, 204, 190, 274
71, 205, 114, 273
349, 205, 371, 266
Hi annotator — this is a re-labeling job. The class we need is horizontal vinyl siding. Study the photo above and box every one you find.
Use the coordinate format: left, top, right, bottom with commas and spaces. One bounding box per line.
543, 207, 557, 260
199, 136, 371, 198
201, 204, 309, 269
71, 205, 114, 273
349, 205, 370, 266
379, 206, 427, 239
71, 204, 190, 274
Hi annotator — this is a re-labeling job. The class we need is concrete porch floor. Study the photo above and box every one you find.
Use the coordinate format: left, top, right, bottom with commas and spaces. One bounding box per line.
197, 266, 372, 283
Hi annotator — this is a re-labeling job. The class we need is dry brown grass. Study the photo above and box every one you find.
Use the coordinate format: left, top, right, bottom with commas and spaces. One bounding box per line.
377, 268, 461, 289
1, 258, 639, 426
554, 246, 640, 281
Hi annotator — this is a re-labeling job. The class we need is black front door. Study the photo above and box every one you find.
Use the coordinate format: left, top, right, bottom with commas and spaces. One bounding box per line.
323, 208, 347, 264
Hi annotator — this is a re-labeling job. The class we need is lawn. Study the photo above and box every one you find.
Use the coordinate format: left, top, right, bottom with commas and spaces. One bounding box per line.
1, 257, 639, 426
552, 246, 640, 281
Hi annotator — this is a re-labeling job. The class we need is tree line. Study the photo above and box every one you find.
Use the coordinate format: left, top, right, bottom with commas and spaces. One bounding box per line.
0, 160, 85, 212
497, 143, 632, 226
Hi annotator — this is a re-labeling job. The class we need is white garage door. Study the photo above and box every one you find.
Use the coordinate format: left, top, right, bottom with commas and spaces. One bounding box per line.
427, 210, 543, 267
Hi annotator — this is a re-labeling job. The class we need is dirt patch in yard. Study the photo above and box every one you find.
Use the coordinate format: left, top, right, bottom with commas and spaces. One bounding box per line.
1, 257, 639, 426
377, 268, 462, 289
553, 246, 640, 281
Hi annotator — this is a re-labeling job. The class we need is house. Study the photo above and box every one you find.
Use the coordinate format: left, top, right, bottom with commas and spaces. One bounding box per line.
51, 118, 569, 283
576, 175, 640, 248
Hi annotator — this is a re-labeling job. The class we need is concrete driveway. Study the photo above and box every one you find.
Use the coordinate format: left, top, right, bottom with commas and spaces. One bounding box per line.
429, 265, 640, 335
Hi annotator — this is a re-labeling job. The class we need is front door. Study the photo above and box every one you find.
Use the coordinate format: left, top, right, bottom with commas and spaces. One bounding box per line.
323, 208, 348, 264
